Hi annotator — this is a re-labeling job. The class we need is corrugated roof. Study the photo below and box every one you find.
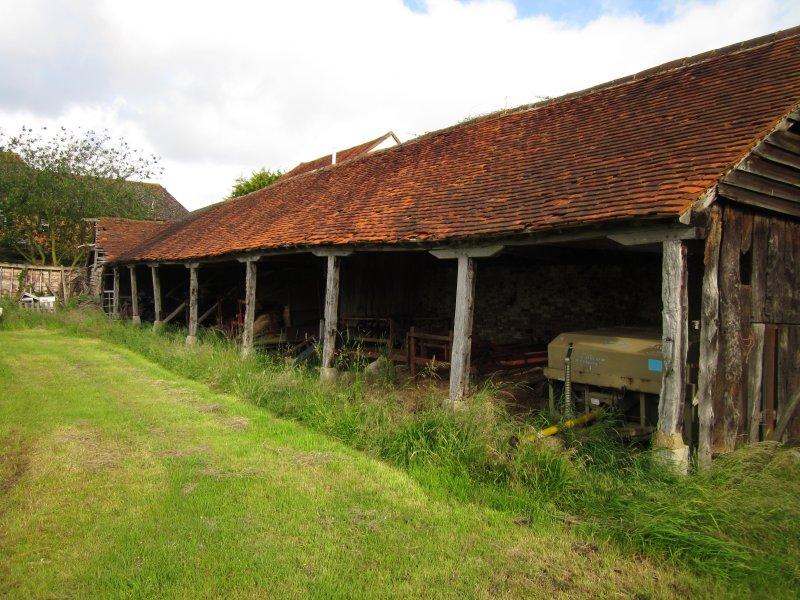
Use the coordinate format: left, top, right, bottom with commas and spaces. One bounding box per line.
117, 26, 800, 263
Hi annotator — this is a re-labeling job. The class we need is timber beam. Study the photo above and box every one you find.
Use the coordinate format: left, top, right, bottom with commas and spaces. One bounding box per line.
151, 265, 162, 330
431, 246, 499, 405
608, 226, 704, 246
163, 301, 187, 325
654, 239, 690, 473
448, 255, 477, 405
129, 265, 140, 325
185, 263, 199, 346
696, 206, 722, 469
241, 259, 258, 358
112, 267, 120, 319
429, 245, 504, 259
320, 255, 342, 381
312, 249, 353, 258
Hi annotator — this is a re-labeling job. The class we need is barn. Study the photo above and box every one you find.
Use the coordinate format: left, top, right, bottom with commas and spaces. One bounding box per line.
97, 27, 800, 469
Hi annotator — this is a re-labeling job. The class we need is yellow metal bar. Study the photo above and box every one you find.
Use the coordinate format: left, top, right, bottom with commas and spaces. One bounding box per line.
524, 408, 604, 442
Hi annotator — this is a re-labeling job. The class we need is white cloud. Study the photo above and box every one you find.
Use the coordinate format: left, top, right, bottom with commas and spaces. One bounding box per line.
1, 0, 798, 209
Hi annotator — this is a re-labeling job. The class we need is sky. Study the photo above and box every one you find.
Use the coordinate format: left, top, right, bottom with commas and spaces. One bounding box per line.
0, 0, 798, 210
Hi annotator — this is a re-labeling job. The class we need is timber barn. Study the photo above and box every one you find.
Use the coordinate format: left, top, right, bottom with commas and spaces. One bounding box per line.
96, 27, 800, 467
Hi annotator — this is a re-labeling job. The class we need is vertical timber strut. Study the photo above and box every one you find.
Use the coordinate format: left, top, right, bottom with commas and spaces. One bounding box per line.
129, 265, 140, 325
321, 255, 341, 381
241, 259, 258, 358
655, 239, 689, 472
186, 263, 199, 346
151, 265, 162, 330
697, 207, 722, 469
449, 255, 476, 404
112, 267, 120, 318
430, 245, 501, 406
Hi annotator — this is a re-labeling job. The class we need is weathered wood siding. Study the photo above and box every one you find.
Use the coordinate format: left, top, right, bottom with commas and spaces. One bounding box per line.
0, 262, 85, 298
701, 203, 800, 451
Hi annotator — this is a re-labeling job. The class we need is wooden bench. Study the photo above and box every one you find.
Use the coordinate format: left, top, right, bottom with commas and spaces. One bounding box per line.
406, 327, 453, 376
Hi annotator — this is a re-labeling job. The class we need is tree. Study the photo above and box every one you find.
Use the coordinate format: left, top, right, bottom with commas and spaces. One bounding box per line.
230, 168, 283, 198
0, 126, 162, 266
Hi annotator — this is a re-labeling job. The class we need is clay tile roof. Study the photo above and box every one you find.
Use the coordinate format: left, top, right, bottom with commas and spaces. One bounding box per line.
123, 182, 189, 221
284, 132, 400, 178
95, 218, 173, 262
118, 26, 800, 264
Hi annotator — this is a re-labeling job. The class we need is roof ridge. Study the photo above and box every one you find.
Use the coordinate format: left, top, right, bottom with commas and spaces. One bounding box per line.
285, 131, 396, 174
99, 216, 170, 223
223, 131, 401, 206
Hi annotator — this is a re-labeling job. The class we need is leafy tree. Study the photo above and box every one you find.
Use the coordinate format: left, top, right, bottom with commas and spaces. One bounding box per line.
0, 126, 162, 266
230, 168, 283, 198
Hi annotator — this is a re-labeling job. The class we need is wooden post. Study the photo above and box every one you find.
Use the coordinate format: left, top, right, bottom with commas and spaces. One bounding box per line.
60, 266, 69, 303
321, 255, 341, 381
186, 264, 199, 346
747, 323, 765, 442
449, 255, 476, 404
697, 206, 722, 469
129, 266, 141, 325
112, 267, 120, 318
654, 240, 689, 472
428, 245, 502, 406
241, 259, 258, 358
151, 265, 162, 330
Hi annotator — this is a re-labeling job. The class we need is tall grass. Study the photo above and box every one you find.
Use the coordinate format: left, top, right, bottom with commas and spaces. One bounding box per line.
3, 299, 799, 592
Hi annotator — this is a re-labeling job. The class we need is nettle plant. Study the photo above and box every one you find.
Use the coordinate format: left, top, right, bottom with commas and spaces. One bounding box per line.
0, 126, 162, 266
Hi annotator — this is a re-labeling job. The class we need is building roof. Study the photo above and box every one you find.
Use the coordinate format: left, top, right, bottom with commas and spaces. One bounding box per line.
117, 26, 800, 264
95, 218, 173, 262
124, 181, 188, 221
283, 132, 400, 178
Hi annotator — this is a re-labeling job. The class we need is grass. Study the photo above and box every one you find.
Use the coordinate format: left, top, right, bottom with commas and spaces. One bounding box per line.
2, 300, 799, 597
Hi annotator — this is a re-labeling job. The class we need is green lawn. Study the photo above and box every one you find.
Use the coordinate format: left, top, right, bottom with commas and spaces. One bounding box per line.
0, 329, 716, 599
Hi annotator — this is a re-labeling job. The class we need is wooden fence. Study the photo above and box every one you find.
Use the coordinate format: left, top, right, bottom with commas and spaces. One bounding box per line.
0, 262, 86, 299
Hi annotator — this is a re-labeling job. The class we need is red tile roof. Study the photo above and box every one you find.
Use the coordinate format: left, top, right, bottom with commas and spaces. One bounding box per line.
124, 182, 189, 221
96, 218, 173, 262
283, 132, 399, 178
117, 27, 800, 264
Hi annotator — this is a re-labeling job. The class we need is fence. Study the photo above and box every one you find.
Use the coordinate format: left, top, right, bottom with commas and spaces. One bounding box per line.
0, 262, 86, 299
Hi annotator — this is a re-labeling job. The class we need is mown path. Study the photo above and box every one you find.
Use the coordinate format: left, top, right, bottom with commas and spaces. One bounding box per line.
0, 330, 710, 598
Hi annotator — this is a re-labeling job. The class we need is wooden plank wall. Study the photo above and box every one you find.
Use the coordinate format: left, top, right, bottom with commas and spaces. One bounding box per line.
0, 262, 86, 298
705, 204, 800, 451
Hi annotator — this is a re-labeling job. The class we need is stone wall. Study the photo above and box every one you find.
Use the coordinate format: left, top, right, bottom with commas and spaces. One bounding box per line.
338, 248, 664, 348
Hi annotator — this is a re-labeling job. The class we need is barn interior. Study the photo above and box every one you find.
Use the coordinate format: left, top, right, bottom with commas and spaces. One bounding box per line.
112, 238, 704, 434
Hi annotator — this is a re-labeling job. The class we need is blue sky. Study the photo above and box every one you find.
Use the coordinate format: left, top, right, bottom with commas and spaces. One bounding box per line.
406, 0, 675, 24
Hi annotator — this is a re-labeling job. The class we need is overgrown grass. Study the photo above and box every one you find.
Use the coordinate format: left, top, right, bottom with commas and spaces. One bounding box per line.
4, 299, 799, 595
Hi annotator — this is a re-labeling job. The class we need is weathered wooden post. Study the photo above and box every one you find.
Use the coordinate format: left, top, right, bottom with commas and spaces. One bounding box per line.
321, 255, 341, 381
186, 263, 199, 346
112, 267, 120, 318
450, 255, 476, 404
151, 265, 162, 330
311, 249, 353, 382
654, 239, 689, 473
431, 245, 502, 406
60, 266, 69, 303
240, 258, 258, 358
129, 265, 141, 325
697, 207, 722, 469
